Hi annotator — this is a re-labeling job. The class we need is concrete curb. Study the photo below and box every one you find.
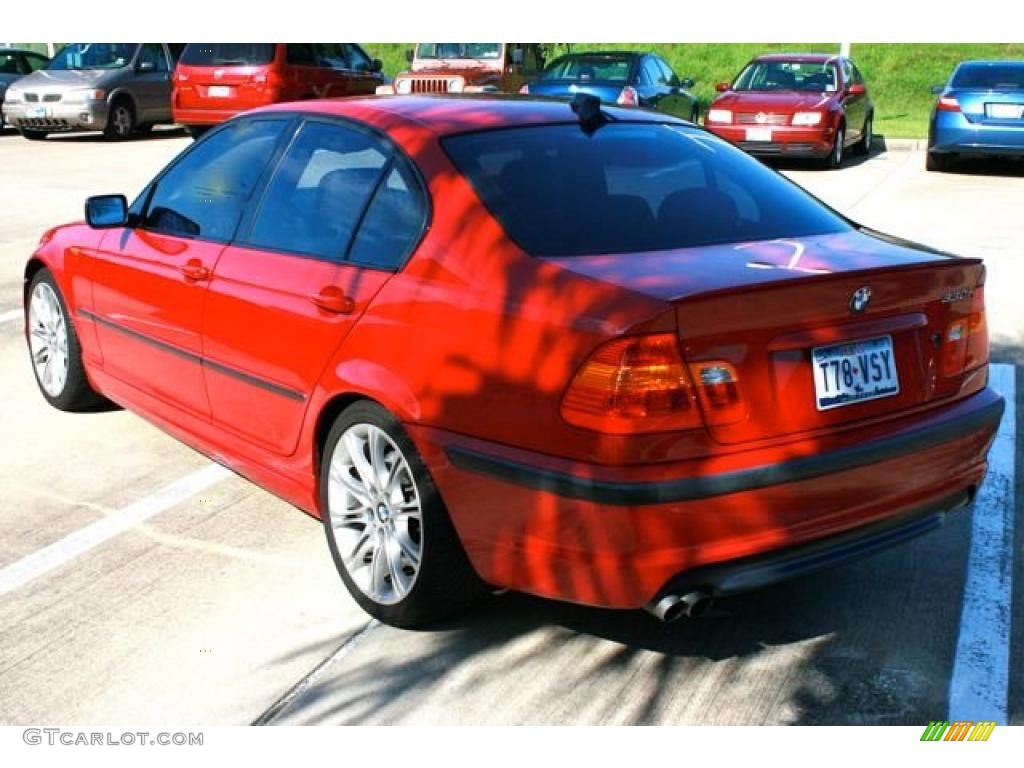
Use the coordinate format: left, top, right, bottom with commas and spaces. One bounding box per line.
877, 136, 927, 152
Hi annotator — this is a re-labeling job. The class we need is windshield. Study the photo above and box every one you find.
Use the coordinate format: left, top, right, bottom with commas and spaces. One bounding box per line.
48, 43, 138, 71
952, 63, 1024, 90
180, 43, 276, 67
415, 43, 502, 61
538, 55, 632, 82
443, 123, 850, 258
733, 60, 838, 92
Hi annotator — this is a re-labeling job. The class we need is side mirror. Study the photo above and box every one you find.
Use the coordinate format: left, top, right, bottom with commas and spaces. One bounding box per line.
715, 81, 730, 93
370, 58, 383, 73
847, 83, 867, 96
930, 84, 945, 95
404, 48, 414, 64
510, 47, 524, 66
85, 195, 128, 229
680, 77, 695, 89
137, 60, 156, 73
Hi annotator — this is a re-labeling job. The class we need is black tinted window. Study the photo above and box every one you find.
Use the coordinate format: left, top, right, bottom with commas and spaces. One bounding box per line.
143, 119, 286, 240
180, 44, 276, 67
138, 43, 168, 72
246, 121, 391, 261
444, 123, 850, 257
286, 44, 316, 66
349, 161, 427, 269
952, 63, 1024, 90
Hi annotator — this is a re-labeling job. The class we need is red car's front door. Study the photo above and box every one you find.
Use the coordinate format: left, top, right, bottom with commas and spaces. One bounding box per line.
87, 118, 290, 418
201, 118, 426, 456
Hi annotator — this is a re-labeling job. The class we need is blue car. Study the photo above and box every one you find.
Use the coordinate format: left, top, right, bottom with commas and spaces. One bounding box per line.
928, 60, 1024, 171
521, 51, 700, 122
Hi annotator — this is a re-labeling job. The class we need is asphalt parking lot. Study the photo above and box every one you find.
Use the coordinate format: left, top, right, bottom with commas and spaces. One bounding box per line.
0, 127, 1020, 725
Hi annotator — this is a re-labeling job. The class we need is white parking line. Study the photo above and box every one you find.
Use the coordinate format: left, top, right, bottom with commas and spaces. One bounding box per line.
0, 463, 231, 596
949, 363, 1016, 724
0, 308, 22, 325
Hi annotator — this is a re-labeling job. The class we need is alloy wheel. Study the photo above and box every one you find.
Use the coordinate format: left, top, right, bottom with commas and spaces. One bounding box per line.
327, 423, 423, 605
111, 105, 133, 137
28, 282, 69, 397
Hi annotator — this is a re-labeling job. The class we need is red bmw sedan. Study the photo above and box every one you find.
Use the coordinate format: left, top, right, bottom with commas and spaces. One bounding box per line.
24, 95, 1001, 627
705, 53, 874, 168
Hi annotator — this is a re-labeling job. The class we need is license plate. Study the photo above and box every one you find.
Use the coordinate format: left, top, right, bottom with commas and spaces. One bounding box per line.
811, 335, 899, 411
988, 103, 1023, 119
27, 105, 49, 118
207, 85, 231, 98
745, 127, 772, 142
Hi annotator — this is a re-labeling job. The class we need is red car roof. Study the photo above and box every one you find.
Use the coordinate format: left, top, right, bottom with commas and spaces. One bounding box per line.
251, 94, 681, 137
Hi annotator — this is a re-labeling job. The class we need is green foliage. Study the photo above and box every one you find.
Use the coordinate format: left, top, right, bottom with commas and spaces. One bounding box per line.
363, 43, 1024, 138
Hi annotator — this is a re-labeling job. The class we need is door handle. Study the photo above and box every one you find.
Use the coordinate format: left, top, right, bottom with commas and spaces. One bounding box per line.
180, 259, 210, 282
310, 286, 355, 314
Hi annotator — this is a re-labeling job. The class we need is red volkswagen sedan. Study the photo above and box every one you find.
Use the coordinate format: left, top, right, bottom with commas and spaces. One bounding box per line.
24, 96, 1000, 627
705, 53, 874, 168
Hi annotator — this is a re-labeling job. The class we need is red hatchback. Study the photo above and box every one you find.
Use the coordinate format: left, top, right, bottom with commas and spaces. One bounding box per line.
172, 43, 385, 135
705, 53, 874, 168
24, 96, 1000, 627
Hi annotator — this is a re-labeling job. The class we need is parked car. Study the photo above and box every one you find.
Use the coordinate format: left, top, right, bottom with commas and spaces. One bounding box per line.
927, 60, 1024, 172
173, 43, 385, 137
0, 48, 51, 128
2, 43, 181, 140
378, 43, 545, 95
521, 50, 699, 122
24, 96, 1000, 627
705, 53, 873, 168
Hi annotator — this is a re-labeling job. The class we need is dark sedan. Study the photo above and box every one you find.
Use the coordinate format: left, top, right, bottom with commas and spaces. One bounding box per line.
521, 51, 699, 122
927, 60, 1024, 172
0, 48, 50, 128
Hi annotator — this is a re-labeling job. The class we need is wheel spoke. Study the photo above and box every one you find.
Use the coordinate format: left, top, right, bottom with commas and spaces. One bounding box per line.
330, 463, 373, 508
345, 529, 373, 564
343, 430, 376, 492
369, 428, 389, 489
369, 533, 390, 597
394, 529, 421, 568
384, 534, 410, 598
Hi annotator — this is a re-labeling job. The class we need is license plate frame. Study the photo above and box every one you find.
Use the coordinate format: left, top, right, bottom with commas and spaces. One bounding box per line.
27, 105, 49, 118
811, 335, 900, 412
988, 103, 1024, 119
745, 127, 772, 142
207, 85, 232, 98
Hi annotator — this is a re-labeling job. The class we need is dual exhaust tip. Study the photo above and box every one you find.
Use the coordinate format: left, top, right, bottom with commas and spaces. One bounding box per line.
646, 590, 714, 622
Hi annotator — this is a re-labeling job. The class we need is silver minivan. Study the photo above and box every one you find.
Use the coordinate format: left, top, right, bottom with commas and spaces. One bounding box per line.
2, 43, 180, 140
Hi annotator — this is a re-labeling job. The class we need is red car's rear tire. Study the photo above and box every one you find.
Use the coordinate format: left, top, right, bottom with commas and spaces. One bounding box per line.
319, 401, 488, 627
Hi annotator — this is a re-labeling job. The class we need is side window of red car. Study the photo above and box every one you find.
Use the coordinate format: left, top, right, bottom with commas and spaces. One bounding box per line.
244, 120, 394, 263
347, 157, 427, 270
141, 119, 288, 242
286, 44, 316, 67
343, 44, 373, 72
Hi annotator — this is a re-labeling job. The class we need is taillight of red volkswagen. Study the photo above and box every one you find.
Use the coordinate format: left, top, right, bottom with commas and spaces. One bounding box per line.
24, 95, 1002, 627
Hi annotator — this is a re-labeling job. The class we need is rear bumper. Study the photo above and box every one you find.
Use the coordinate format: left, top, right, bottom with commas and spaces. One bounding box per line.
2, 99, 109, 132
172, 106, 245, 126
705, 123, 834, 157
930, 111, 1024, 156
415, 387, 1003, 609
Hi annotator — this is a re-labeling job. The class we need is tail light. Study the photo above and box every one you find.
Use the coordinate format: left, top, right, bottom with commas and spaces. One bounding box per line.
173, 70, 189, 84
253, 71, 284, 91
688, 361, 747, 426
940, 280, 988, 377
561, 334, 701, 434
937, 95, 960, 112
616, 86, 638, 107
518, 83, 529, 94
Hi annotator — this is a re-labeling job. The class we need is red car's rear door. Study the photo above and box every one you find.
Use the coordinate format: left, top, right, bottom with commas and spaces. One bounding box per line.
87, 117, 291, 419
201, 118, 428, 456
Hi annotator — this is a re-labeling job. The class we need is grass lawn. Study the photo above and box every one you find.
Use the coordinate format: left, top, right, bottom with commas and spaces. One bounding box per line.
365, 43, 1024, 138
14, 43, 1024, 139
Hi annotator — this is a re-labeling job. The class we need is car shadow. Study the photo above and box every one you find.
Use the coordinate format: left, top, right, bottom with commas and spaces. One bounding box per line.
264, 519, 973, 725
761, 136, 884, 173
933, 156, 1024, 178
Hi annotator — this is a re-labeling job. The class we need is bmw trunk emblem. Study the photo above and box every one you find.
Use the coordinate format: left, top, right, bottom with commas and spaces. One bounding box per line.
850, 287, 872, 314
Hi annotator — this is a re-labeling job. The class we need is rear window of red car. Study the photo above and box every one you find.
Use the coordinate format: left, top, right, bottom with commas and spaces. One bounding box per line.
180, 43, 276, 67
443, 122, 850, 258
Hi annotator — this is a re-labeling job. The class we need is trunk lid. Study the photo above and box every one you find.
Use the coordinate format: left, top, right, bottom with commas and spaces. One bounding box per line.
549, 230, 985, 444
950, 88, 1024, 125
